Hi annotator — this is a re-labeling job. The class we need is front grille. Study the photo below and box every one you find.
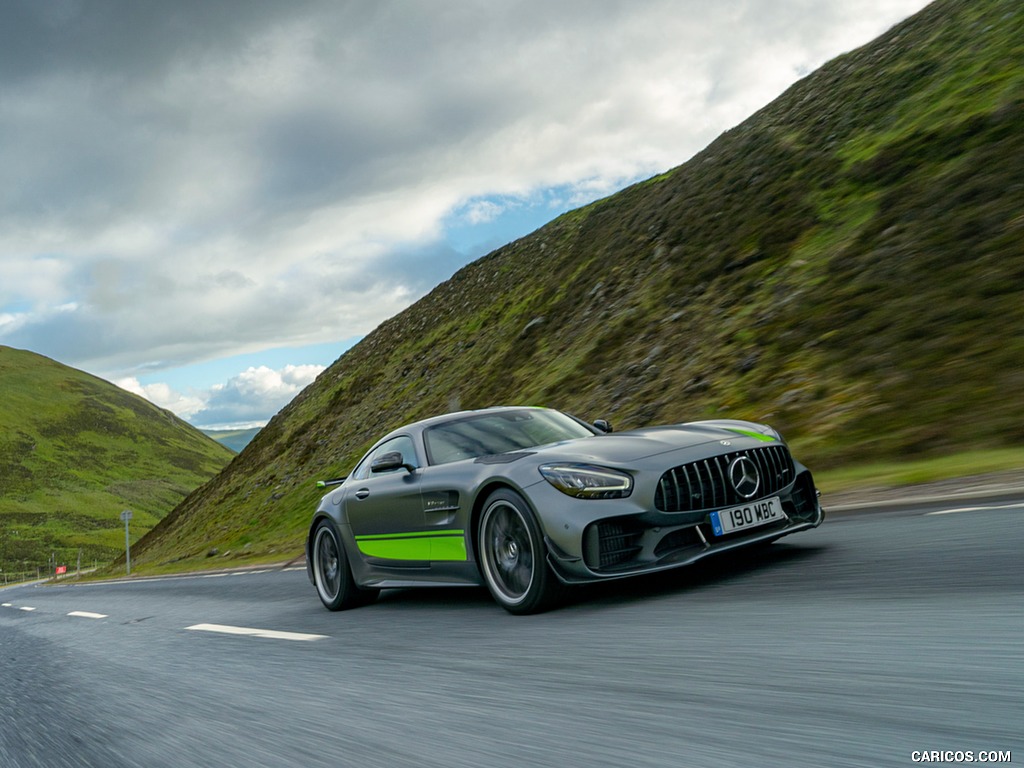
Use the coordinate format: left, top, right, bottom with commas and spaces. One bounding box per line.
655, 444, 795, 512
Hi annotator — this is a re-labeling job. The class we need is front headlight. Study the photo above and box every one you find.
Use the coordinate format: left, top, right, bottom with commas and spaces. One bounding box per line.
539, 463, 633, 499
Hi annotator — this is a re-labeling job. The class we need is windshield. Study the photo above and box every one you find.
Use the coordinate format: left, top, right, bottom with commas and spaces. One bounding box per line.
424, 409, 594, 465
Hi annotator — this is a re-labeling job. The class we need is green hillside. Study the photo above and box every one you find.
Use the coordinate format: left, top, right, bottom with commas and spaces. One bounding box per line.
0, 346, 234, 578
129, 0, 1023, 573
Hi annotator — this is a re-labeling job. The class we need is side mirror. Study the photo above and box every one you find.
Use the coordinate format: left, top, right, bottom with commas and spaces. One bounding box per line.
593, 419, 613, 434
371, 451, 415, 474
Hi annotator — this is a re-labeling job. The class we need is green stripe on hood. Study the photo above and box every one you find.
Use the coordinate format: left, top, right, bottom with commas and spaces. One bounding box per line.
725, 427, 776, 443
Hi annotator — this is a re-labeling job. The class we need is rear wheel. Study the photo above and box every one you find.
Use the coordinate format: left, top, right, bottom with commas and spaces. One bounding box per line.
477, 489, 562, 614
312, 519, 378, 611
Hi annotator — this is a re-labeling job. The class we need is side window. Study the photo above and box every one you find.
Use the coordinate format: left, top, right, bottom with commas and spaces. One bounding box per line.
351, 436, 418, 481
349, 454, 372, 482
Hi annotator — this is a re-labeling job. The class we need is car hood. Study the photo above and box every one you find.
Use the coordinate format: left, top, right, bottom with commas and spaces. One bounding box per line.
532, 420, 778, 464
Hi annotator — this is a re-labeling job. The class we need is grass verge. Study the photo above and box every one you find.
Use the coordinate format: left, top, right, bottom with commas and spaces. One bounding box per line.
815, 447, 1024, 495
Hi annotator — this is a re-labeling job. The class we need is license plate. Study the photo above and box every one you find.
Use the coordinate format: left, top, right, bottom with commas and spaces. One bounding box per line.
709, 496, 786, 536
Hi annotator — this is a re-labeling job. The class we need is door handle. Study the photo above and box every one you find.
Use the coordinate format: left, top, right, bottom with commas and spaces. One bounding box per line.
354, 488, 370, 500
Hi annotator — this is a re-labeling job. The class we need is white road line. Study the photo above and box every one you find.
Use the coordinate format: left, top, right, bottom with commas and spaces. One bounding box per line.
19, 606, 36, 612
68, 611, 108, 619
2, 603, 12, 607
185, 623, 328, 642
926, 502, 1022, 516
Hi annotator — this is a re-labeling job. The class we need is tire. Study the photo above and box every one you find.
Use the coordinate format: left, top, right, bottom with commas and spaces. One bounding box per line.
477, 488, 562, 614
311, 518, 379, 611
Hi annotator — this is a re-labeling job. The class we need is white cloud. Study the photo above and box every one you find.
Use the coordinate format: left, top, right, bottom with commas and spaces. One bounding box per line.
462, 200, 505, 226
191, 364, 326, 429
115, 376, 207, 420
116, 363, 325, 429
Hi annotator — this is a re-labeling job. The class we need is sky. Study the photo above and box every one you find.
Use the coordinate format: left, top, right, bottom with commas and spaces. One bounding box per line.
0, 0, 932, 430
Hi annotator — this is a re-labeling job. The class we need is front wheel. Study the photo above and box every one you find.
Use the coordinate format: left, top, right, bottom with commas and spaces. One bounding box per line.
477, 489, 562, 614
311, 519, 378, 611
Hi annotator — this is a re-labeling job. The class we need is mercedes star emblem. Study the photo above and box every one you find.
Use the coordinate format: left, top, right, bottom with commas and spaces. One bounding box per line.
728, 456, 761, 499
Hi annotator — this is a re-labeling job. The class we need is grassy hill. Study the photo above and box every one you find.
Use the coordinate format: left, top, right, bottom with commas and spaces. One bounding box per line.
0, 346, 234, 577
128, 0, 1023, 573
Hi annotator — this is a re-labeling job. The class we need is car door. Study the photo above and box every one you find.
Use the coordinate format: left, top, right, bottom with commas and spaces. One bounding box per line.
343, 435, 429, 566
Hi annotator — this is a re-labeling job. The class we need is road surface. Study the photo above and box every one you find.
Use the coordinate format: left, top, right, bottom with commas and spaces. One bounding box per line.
2, 498, 1021, 767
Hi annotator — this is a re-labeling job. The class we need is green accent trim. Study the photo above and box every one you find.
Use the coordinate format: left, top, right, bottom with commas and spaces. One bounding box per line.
355, 530, 467, 561
357, 529, 463, 540
725, 428, 776, 443
429, 535, 468, 562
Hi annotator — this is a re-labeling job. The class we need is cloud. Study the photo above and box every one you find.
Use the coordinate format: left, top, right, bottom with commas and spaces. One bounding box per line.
0, 0, 931, 392
190, 364, 326, 428
117, 363, 326, 429
116, 376, 207, 421
461, 200, 505, 227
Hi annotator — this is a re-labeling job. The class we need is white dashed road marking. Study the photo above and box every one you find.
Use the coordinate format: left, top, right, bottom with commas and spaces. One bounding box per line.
4, 569, 328, 642
185, 623, 328, 642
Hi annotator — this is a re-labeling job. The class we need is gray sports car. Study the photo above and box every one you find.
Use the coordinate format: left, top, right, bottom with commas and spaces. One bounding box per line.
306, 406, 824, 614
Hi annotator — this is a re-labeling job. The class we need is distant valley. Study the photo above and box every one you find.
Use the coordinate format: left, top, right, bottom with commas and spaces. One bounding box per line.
202, 427, 262, 454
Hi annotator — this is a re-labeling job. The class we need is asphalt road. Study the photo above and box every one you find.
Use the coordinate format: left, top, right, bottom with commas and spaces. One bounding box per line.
2, 500, 1021, 768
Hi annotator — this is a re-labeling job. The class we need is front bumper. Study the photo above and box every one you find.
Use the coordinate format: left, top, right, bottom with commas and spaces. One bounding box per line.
544, 468, 825, 584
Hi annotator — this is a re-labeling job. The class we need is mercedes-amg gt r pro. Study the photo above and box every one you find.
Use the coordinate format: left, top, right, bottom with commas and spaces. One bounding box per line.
306, 406, 824, 614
